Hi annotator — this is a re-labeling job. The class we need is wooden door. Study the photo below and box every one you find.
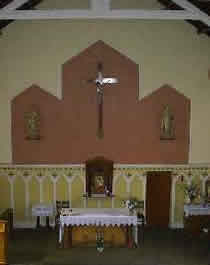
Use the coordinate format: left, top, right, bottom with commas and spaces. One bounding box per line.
146, 171, 171, 227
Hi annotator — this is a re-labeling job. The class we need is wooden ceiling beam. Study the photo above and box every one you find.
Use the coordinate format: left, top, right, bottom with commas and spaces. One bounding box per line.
2, 0, 29, 10
173, 0, 210, 25
0, 9, 202, 20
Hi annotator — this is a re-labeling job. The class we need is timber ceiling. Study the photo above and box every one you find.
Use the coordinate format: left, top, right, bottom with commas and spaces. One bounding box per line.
158, 0, 210, 36
0, 0, 43, 29
0, 0, 210, 37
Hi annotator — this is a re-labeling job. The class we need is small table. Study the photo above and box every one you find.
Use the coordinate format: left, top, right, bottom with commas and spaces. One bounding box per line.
32, 203, 54, 229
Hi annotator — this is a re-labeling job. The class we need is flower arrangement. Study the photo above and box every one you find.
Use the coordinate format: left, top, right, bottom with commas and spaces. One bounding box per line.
96, 231, 104, 252
184, 183, 200, 203
123, 197, 144, 213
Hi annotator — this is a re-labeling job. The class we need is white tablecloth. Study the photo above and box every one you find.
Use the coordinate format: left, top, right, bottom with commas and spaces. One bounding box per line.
59, 212, 138, 244
60, 213, 137, 227
184, 204, 210, 217
32, 203, 54, 217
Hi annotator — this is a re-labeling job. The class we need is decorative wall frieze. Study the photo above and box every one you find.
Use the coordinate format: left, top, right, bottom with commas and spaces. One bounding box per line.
1, 163, 210, 172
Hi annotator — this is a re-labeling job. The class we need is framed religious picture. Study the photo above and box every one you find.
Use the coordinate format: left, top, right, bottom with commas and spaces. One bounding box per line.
92, 175, 105, 194
205, 180, 210, 202
85, 157, 113, 197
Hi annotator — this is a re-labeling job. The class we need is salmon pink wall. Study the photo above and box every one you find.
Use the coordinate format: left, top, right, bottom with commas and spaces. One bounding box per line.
11, 40, 190, 164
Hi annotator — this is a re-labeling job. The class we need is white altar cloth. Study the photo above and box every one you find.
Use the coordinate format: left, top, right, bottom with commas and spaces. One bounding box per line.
32, 203, 54, 217
60, 213, 137, 227
59, 209, 138, 244
184, 204, 210, 217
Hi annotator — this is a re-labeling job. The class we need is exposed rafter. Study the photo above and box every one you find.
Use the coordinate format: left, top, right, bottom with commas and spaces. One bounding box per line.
0, 0, 209, 22
0, 9, 202, 20
173, 0, 210, 25
0, 0, 209, 36
158, 0, 210, 36
2, 0, 29, 10
0, 0, 44, 30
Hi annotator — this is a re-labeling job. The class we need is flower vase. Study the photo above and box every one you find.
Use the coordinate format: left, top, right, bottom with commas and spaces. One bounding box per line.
129, 209, 136, 216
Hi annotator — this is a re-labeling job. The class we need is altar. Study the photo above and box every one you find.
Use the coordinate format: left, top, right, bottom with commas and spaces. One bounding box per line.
184, 204, 210, 235
59, 208, 138, 248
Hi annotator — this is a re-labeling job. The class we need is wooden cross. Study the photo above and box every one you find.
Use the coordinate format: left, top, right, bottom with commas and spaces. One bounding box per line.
97, 84, 104, 139
90, 63, 118, 139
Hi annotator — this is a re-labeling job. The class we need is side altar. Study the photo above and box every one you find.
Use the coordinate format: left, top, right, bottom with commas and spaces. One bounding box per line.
184, 204, 210, 236
59, 208, 138, 248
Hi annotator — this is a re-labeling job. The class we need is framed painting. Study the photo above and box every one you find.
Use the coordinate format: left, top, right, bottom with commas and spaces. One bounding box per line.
85, 157, 113, 197
92, 175, 105, 194
205, 180, 210, 202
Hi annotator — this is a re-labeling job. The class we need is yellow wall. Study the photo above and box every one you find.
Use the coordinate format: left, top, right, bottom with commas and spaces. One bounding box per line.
0, 165, 208, 228
0, 16, 210, 162
0, 175, 10, 209
0, 166, 147, 224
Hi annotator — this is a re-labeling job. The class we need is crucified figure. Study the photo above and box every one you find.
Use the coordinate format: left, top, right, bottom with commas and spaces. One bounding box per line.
91, 63, 118, 138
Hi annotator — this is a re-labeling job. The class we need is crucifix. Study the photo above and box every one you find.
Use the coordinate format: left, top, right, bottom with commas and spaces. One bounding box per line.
90, 63, 118, 138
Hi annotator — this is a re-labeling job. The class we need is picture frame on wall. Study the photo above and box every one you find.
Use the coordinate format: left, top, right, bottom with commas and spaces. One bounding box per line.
205, 180, 210, 202
85, 157, 113, 197
93, 175, 105, 194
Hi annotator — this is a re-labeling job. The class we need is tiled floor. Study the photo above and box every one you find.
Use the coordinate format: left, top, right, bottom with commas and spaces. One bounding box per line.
8, 227, 210, 265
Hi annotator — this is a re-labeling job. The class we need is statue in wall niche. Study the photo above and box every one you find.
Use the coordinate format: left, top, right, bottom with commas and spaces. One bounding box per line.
160, 105, 175, 140
24, 110, 40, 140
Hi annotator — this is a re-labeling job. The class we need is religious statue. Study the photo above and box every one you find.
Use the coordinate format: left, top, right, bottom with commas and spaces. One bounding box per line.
24, 110, 40, 140
160, 105, 175, 140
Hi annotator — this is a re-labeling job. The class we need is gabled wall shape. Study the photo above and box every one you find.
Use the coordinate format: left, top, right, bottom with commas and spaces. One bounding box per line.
11, 40, 190, 164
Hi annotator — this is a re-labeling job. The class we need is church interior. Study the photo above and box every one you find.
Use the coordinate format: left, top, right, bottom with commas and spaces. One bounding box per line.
0, 0, 210, 264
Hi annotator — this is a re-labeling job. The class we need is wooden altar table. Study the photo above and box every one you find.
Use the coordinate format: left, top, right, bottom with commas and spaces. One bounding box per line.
184, 204, 210, 236
59, 209, 138, 248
